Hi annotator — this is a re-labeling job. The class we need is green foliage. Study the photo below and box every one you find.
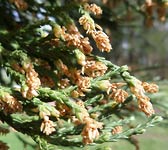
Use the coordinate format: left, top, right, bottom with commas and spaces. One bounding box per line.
0, 0, 167, 150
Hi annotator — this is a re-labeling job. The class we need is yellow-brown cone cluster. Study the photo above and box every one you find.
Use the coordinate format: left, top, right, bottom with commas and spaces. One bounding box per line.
130, 79, 158, 116
0, 92, 22, 115
79, 10, 112, 52
112, 126, 123, 135
143, 0, 168, 27
9, 0, 28, 10
84, 3, 102, 15
22, 63, 41, 99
